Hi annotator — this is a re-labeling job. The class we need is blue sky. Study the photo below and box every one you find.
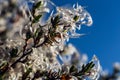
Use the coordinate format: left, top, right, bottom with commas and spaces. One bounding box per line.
51, 0, 120, 71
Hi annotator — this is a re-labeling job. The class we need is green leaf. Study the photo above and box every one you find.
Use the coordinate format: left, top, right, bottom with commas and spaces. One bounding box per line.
82, 61, 95, 73
32, 15, 42, 23
54, 15, 60, 23
32, 1, 42, 16
34, 1, 42, 9
85, 62, 95, 72
51, 15, 60, 28
77, 62, 95, 77
34, 27, 41, 39
70, 65, 78, 73
34, 27, 43, 46
0, 61, 8, 74
89, 62, 95, 69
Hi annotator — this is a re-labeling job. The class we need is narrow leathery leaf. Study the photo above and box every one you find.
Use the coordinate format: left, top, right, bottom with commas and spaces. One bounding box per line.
34, 27, 43, 45
77, 62, 95, 77
83, 62, 95, 73
91, 64, 95, 68
51, 17, 55, 28
87, 62, 95, 72
51, 15, 60, 28
0, 62, 7, 70
70, 65, 78, 73
0, 62, 8, 74
34, 26, 42, 39
86, 62, 94, 72
89, 62, 95, 69
73, 15, 79, 21
34, 1, 42, 9
34, 28, 40, 39
54, 15, 60, 23
81, 63, 89, 72
32, 15, 42, 23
